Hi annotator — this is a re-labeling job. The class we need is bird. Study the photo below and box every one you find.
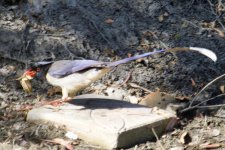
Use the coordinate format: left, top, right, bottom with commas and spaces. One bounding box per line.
20, 47, 217, 106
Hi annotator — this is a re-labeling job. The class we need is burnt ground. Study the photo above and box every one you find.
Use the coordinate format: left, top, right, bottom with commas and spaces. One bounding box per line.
1, 0, 225, 149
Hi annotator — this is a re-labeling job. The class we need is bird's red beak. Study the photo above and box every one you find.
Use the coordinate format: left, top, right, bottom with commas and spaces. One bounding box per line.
23, 68, 39, 80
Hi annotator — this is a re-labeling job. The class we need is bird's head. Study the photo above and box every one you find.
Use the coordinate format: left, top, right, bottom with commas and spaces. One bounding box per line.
19, 67, 40, 93
22, 67, 40, 80
22, 61, 54, 80
19, 61, 53, 93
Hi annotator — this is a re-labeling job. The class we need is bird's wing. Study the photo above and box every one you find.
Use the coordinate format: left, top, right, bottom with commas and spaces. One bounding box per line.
48, 60, 107, 78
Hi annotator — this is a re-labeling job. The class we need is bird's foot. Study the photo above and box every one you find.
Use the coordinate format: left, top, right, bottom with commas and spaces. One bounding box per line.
17, 104, 34, 111
17, 98, 73, 111
44, 97, 72, 107
48, 99, 64, 107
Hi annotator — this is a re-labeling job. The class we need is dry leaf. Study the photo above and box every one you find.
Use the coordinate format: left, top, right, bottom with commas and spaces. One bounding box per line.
179, 131, 191, 144
105, 18, 114, 24
220, 85, 225, 93
45, 138, 73, 150
139, 89, 175, 108
213, 28, 225, 38
190, 78, 196, 87
200, 143, 220, 149
158, 15, 164, 22
127, 53, 132, 58
20, 79, 32, 93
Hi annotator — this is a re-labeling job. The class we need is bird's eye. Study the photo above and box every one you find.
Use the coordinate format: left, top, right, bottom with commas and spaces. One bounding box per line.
36, 68, 40, 72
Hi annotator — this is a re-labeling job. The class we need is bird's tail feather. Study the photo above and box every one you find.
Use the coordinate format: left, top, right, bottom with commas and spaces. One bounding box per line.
189, 47, 217, 62
108, 47, 217, 67
108, 50, 165, 67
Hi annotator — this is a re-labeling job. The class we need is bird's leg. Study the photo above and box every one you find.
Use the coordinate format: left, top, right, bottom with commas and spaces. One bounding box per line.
19, 88, 73, 110
47, 88, 73, 106
62, 87, 69, 100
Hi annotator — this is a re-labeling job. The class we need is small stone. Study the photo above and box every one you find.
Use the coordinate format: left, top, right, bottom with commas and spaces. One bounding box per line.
208, 129, 220, 137
65, 131, 78, 140
169, 147, 184, 150
164, 12, 169, 17
129, 96, 139, 104
105, 87, 126, 100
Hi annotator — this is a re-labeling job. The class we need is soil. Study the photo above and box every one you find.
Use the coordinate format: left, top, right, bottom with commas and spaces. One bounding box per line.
1, 0, 225, 149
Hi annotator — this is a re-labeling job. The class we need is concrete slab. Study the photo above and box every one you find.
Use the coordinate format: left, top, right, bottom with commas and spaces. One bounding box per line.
27, 95, 177, 149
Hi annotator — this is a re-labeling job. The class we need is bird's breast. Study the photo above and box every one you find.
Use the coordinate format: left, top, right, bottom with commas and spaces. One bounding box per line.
46, 67, 110, 93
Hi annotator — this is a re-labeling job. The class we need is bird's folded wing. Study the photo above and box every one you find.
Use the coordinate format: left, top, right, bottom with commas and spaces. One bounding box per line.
48, 60, 107, 78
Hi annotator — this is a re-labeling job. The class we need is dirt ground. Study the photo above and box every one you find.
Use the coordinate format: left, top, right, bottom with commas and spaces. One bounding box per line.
1, 0, 225, 149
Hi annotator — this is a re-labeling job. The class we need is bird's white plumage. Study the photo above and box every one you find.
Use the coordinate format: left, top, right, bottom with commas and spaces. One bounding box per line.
189, 47, 217, 62
46, 68, 110, 99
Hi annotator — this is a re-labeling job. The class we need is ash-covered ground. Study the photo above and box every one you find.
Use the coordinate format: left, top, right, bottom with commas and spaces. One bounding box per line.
1, 0, 225, 149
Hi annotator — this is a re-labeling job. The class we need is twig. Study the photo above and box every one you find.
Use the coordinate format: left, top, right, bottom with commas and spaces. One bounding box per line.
89, 20, 115, 49
188, 73, 225, 108
63, 42, 75, 59
57, 40, 84, 60
188, 0, 196, 9
19, 22, 30, 57
216, 19, 225, 31
0, 55, 26, 64
25, 40, 31, 51
152, 128, 165, 150
196, 104, 225, 109
215, 104, 225, 117
207, 0, 225, 31
76, 5, 114, 49
207, 0, 216, 15
181, 93, 225, 113
36, 32, 75, 37
119, 71, 132, 86
182, 19, 200, 29
151, 32, 168, 49
129, 83, 152, 93
212, 27, 225, 37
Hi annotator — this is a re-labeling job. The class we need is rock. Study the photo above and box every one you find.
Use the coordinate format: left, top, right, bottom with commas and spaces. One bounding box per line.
0, 65, 16, 76
27, 94, 177, 149
0, 143, 23, 150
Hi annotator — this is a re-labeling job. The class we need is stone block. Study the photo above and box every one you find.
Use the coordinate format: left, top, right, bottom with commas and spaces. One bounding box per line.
27, 95, 177, 149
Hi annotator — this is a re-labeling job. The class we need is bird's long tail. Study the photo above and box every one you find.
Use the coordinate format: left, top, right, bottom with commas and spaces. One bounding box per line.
108, 47, 217, 67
